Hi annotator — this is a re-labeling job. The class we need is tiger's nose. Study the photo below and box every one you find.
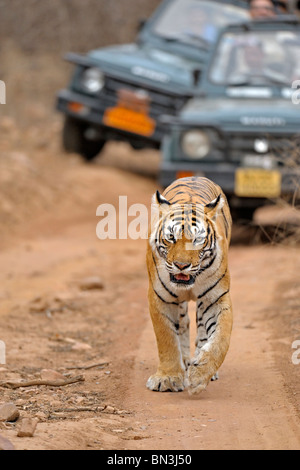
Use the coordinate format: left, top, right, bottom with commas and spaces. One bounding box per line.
174, 261, 191, 271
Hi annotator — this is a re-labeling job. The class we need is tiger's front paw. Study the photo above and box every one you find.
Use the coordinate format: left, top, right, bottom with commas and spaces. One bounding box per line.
146, 372, 185, 392
187, 354, 217, 395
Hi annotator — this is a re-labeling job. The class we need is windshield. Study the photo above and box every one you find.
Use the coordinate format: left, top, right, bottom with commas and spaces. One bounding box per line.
152, 0, 249, 47
209, 29, 300, 86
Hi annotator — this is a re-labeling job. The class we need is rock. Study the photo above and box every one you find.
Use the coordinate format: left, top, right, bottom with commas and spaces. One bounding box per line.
116, 409, 131, 415
104, 405, 115, 414
75, 396, 85, 405
49, 399, 62, 408
71, 342, 92, 351
17, 418, 38, 438
0, 403, 20, 422
14, 399, 26, 407
40, 369, 65, 382
79, 276, 104, 291
35, 411, 48, 422
0, 434, 15, 450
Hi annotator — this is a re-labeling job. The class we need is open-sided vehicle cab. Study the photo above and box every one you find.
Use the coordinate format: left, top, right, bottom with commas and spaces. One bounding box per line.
160, 18, 300, 219
56, 0, 248, 160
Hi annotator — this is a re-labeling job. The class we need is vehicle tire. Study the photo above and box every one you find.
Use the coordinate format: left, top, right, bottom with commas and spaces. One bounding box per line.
231, 206, 257, 223
62, 116, 106, 161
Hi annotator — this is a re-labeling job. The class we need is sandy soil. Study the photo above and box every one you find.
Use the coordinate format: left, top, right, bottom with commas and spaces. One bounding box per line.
0, 125, 299, 450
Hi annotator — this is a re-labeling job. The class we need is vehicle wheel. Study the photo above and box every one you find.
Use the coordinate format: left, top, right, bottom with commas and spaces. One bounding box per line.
231, 206, 257, 223
62, 116, 106, 161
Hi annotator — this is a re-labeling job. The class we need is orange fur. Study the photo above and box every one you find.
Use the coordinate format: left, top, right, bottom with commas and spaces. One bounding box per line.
146, 177, 232, 394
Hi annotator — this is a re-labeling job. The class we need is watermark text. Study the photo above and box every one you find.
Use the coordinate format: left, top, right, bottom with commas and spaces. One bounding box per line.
292, 340, 300, 365
96, 196, 208, 244
0, 340, 6, 365
96, 197, 149, 240
0, 80, 6, 104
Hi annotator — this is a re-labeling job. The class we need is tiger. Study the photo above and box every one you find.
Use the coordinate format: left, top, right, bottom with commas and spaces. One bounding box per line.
146, 176, 232, 394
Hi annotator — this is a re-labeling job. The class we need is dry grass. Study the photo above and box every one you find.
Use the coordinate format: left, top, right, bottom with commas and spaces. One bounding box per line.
254, 140, 300, 245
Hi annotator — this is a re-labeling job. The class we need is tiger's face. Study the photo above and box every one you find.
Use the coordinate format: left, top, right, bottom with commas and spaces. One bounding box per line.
151, 191, 222, 288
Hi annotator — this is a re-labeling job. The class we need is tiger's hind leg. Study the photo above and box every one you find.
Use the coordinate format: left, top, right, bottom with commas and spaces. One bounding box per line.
188, 293, 232, 394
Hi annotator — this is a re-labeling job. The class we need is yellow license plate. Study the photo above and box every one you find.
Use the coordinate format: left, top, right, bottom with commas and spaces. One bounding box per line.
103, 106, 156, 137
235, 168, 281, 198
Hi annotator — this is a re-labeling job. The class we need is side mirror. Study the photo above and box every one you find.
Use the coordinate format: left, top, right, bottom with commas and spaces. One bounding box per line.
192, 69, 202, 86
137, 18, 147, 33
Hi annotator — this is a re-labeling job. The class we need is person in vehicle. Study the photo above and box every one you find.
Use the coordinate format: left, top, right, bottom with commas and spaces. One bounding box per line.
225, 38, 290, 84
249, 0, 277, 18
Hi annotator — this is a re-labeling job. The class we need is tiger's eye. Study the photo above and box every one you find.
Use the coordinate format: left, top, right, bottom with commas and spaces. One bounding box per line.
158, 245, 167, 257
194, 236, 205, 246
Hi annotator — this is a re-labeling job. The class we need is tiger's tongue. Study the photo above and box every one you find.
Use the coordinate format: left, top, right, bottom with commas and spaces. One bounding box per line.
174, 274, 190, 281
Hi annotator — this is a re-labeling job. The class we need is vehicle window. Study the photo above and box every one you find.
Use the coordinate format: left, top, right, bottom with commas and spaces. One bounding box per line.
152, 0, 249, 47
209, 30, 300, 86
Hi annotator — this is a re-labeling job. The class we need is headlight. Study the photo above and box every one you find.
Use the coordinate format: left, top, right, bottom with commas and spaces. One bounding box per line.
81, 68, 105, 93
181, 130, 210, 159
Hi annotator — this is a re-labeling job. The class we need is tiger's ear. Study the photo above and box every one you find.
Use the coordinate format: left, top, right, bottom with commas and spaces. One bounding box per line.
153, 191, 171, 207
204, 194, 224, 219
151, 191, 171, 228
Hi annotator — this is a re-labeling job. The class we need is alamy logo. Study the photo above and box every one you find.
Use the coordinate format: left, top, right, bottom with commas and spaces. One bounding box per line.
96, 196, 209, 246
0, 80, 6, 104
0, 341, 6, 365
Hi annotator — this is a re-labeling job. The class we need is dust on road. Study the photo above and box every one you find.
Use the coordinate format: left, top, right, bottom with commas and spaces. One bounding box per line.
0, 131, 299, 450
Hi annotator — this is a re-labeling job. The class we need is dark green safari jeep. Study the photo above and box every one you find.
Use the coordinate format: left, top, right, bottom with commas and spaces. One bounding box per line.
160, 18, 300, 219
56, 0, 248, 160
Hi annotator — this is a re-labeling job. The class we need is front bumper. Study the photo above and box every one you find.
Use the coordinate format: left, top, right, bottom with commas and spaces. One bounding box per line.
56, 88, 168, 147
159, 161, 300, 202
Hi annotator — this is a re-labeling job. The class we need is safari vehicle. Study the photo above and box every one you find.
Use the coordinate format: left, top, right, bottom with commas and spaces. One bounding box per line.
56, 0, 248, 160
160, 18, 300, 219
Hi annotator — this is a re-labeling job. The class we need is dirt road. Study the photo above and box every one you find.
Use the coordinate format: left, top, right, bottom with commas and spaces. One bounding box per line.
0, 143, 299, 450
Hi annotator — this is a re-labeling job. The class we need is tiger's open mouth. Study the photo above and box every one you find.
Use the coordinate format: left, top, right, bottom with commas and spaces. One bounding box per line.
170, 273, 195, 286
